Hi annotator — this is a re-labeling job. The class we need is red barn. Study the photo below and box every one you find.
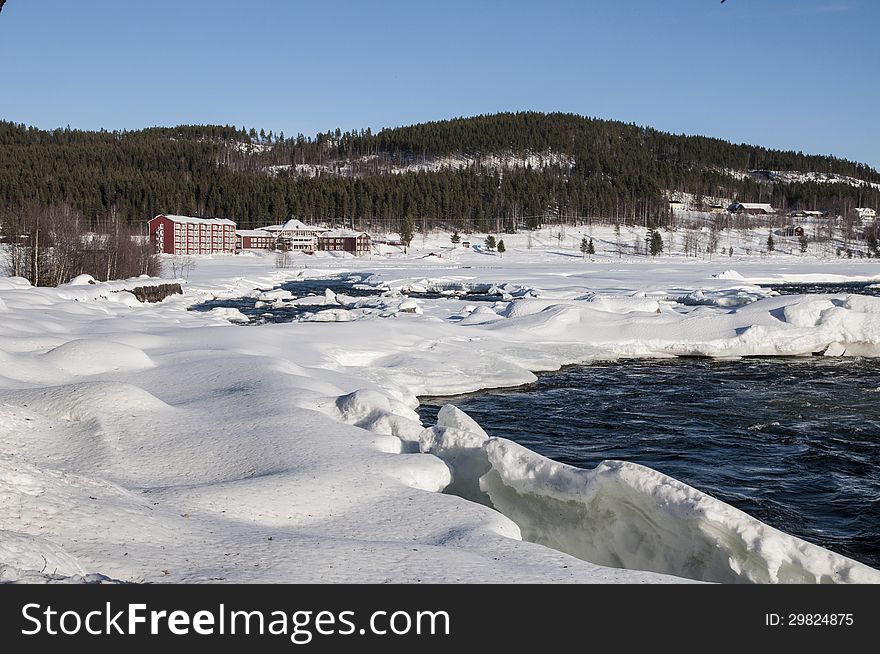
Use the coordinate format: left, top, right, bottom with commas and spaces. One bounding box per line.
149, 214, 237, 255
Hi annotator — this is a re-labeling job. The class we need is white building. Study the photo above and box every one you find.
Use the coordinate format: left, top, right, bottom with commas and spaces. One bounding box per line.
261, 219, 327, 252
853, 207, 877, 223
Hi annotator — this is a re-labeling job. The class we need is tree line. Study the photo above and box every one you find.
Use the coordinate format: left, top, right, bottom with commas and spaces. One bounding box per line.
1, 112, 878, 244
1, 201, 159, 286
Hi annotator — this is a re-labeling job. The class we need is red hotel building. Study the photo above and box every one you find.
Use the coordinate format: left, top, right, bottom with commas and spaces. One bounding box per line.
149, 214, 237, 255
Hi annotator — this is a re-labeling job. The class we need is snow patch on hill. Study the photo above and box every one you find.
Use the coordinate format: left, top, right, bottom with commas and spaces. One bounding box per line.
389, 151, 576, 175
752, 170, 880, 190
263, 151, 576, 178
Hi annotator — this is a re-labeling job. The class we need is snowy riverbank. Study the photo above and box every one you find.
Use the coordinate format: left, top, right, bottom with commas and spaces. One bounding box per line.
3, 240, 880, 584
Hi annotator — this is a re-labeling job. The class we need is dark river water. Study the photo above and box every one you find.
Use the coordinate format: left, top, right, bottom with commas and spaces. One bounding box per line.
417, 357, 880, 569
762, 281, 880, 296
188, 274, 504, 324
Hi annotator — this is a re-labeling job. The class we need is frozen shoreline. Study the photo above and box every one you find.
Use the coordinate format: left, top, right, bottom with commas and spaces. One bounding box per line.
3, 239, 880, 584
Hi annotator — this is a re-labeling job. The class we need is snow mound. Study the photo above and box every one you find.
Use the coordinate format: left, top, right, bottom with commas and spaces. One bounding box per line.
676, 287, 771, 307
714, 270, 746, 280
10, 381, 173, 425
397, 298, 422, 314
782, 299, 836, 327
0, 276, 32, 290
43, 339, 154, 375
258, 289, 293, 301
496, 303, 588, 335
498, 299, 561, 319
841, 295, 880, 314
208, 307, 250, 323
301, 308, 356, 322
586, 295, 661, 313
65, 274, 97, 286
459, 306, 502, 325
335, 389, 424, 443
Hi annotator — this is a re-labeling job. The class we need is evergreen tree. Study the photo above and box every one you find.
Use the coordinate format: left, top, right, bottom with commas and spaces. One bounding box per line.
799, 233, 809, 253
497, 239, 506, 256
728, 246, 734, 257
400, 214, 415, 248
588, 238, 595, 255
450, 230, 461, 244
767, 233, 775, 253
649, 229, 663, 256
485, 235, 497, 251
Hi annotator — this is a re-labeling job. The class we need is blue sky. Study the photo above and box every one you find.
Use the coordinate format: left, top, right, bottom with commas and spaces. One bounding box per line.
1, 0, 878, 168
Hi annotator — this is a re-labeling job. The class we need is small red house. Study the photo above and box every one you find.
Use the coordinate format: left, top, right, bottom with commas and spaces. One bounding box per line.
236, 229, 275, 251
149, 214, 237, 255
316, 230, 372, 255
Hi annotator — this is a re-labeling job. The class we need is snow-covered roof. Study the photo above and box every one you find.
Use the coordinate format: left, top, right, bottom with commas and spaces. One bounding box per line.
318, 229, 370, 238
261, 220, 326, 233
855, 207, 876, 216
281, 218, 315, 230
156, 214, 236, 226
730, 202, 775, 212
236, 229, 273, 237
372, 233, 403, 243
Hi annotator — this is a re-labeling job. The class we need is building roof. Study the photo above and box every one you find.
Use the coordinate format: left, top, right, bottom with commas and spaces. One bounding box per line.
155, 214, 236, 226
281, 218, 315, 230
236, 229, 273, 237
262, 219, 326, 233
319, 229, 370, 238
731, 202, 775, 212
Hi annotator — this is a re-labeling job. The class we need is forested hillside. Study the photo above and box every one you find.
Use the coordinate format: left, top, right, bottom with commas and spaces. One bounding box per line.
1, 112, 878, 234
